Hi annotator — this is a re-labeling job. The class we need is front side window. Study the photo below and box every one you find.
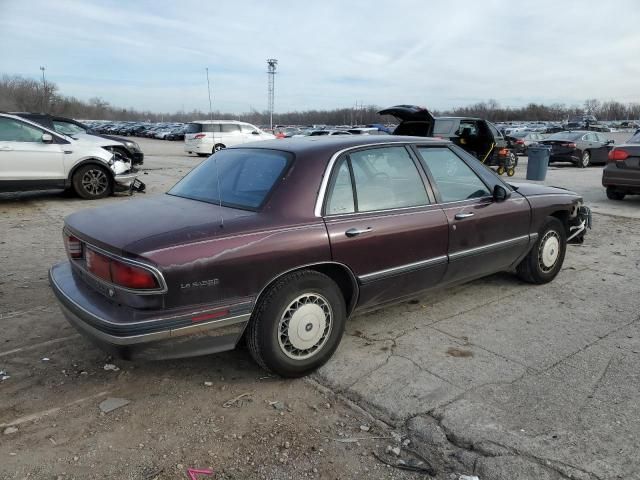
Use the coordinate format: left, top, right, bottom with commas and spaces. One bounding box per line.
349, 146, 429, 212
240, 124, 257, 133
168, 149, 291, 210
0, 118, 45, 142
417, 147, 490, 203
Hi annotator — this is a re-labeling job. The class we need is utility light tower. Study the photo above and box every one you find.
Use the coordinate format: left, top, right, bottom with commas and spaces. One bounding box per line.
267, 59, 278, 130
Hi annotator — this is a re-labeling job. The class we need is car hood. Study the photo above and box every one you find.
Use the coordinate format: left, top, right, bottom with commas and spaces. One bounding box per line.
508, 182, 580, 198
64, 194, 267, 256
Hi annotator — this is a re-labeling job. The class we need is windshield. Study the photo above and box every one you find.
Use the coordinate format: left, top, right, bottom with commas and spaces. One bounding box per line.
53, 121, 86, 136
168, 149, 292, 210
547, 132, 582, 141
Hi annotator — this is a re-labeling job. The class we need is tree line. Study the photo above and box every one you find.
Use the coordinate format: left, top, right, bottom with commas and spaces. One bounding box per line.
1, 74, 639, 125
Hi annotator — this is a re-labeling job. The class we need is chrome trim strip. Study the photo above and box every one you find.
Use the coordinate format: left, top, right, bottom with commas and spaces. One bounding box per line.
313, 141, 422, 217
65, 228, 168, 295
449, 234, 530, 261
358, 255, 448, 283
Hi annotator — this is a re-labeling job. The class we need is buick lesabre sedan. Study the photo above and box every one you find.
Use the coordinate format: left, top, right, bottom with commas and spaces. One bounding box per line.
50, 136, 591, 377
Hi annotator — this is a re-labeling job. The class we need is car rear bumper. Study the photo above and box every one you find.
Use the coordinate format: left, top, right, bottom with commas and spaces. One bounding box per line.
184, 142, 211, 154
602, 163, 640, 189
49, 262, 250, 360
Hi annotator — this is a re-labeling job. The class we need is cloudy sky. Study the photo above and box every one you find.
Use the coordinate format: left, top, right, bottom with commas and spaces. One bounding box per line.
1, 0, 639, 113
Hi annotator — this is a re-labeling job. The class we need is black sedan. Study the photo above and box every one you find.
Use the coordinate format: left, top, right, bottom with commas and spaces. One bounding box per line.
540, 131, 613, 167
602, 131, 640, 200
506, 132, 545, 155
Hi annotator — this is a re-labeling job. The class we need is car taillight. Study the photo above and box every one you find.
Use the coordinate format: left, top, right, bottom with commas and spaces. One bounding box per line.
563, 143, 577, 148
64, 234, 83, 259
516, 139, 525, 144
86, 248, 159, 290
608, 149, 629, 162
194, 133, 206, 139
86, 249, 111, 281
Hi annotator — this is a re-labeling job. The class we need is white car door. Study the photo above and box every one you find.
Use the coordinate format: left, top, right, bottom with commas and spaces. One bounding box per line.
0, 117, 65, 184
221, 123, 244, 147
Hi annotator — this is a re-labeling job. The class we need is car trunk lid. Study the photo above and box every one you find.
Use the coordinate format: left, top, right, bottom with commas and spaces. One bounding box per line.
378, 105, 434, 136
64, 194, 258, 257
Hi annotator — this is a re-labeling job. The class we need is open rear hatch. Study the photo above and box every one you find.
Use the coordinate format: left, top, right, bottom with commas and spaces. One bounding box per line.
377, 105, 434, 137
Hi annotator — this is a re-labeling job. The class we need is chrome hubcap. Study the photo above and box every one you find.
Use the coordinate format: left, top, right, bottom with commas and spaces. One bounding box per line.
278, 293, 332, 360
539, 231, 561, 272
82, 169, 108, 195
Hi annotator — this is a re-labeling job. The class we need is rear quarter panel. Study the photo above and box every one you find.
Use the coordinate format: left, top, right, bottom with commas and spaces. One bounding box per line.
143, 223, 331, 310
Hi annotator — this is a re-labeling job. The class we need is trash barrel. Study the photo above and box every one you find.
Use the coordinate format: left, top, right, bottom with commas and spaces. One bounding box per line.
526, 145, 551, 181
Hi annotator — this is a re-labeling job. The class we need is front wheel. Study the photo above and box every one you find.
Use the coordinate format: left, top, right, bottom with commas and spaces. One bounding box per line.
246, 270, 346, 377
72, 164, 112, 200
516, 217, 567, 284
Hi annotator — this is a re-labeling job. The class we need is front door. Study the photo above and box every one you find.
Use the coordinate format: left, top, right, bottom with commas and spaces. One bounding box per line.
0, 117, 65, 186
322, 145, 449, 310
415, 146, 531, 285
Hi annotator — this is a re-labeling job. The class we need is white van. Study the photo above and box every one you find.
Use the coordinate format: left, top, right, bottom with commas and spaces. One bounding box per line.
184, 120, 275, 156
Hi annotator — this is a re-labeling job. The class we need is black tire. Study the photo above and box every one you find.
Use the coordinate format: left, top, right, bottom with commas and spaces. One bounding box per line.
517, 217, 566, 284
213, 143, 226, 153
72, 164, 112, 200
246, 270, 347, 378
579, 150, 591, 168
196, 153, 208, 157
606, 187, 626, 201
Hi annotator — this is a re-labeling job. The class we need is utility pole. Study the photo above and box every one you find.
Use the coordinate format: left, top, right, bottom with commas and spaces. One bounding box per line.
39, 66, 46, 112
267, 59, 278, 130
206, 67, 213, 121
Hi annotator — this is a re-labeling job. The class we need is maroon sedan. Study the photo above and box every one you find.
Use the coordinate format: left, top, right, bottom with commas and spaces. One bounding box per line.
49, 136, 591, 377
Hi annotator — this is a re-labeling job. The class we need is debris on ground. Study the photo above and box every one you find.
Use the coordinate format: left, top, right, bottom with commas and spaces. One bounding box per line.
360, 424, 371, 432
269, 400, 286, 411
459, 476, 480, 480
0, 370, 9, 381
103, 363, 120, 372
98, 397, 130, 414
41, 357, 50, 362
4, 426, 18, 435
203, 381, 213, 387
222, 392, 252, 408
386, 445, 401, 456
373, 447, 437, 476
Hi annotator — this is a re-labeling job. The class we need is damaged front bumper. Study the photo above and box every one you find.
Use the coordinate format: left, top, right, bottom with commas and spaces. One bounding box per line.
568, 205, 592, 243
110, 159, 146, 193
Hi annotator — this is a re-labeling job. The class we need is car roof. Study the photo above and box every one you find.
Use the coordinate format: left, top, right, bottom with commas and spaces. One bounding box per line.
436, 116, 484, 121
188, 120, 251, 125
229, 135, 447, 156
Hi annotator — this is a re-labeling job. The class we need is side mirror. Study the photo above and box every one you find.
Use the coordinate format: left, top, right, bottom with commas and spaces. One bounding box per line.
606, 139, 615, 145
251, 130, 260, 135
493, 184, 510, 202
41, 133, 53, 144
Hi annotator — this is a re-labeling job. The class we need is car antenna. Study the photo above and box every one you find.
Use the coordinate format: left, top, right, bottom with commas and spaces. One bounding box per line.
207, 67, 224, 228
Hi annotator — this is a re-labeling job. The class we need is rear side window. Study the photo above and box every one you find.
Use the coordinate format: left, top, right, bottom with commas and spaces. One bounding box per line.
326, 158, 355, 215
203, 124, 222, 133
221, 123, 241, 133
348, 146, 429, 212
169, 149, 291, 210
417, 147, 490, 203
433, 120, 455, 135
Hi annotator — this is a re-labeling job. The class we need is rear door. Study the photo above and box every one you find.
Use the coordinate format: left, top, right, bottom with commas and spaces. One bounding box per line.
322, 145, 449, 310
592, 133, 612, 164
583, 133, 607, 163
0, 117, 65, 186
415, 145, 531, 285
221, 123, 243, 146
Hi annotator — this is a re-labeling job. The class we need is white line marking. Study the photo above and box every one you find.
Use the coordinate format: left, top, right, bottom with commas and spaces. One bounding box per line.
0, 334, 80, 358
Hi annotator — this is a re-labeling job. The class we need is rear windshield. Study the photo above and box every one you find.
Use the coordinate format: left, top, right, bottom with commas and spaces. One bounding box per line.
547, 132, 582, 141
168, 149, 292, 210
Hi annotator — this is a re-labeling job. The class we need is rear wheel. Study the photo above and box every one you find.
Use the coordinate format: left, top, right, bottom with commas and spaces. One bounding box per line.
517, 217, 566, 284
497, 166, 505, 175
606, 187, 626, 200
213, 143, 226, 153
246, 270, 347, 377
580, 150, 591, 168
72, 164, 112, 200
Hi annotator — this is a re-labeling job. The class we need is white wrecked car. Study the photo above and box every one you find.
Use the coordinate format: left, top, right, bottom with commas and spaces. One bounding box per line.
0, 113, 143, 199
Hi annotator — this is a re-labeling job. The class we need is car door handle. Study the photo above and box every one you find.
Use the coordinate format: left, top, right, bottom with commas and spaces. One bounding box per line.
345, 227, 372, 237
454, 213, 475, 220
